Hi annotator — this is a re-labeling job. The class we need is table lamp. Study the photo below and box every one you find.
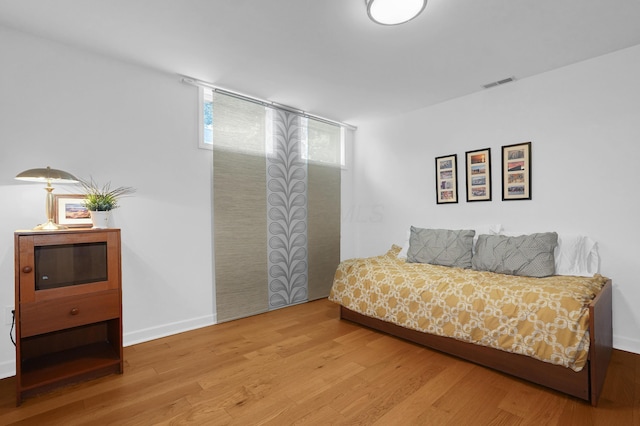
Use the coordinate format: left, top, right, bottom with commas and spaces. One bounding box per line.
15, 166, 79, 230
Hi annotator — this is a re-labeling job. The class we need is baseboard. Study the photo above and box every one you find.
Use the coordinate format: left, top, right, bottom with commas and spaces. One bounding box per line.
0, 314, 217, 380
123, 314, 216, 347
614, 334, 640, 355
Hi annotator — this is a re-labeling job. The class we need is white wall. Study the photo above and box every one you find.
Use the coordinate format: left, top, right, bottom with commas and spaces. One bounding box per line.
0, 26, 215, 377
346, 44, 640, 354
2, 22, 637, 380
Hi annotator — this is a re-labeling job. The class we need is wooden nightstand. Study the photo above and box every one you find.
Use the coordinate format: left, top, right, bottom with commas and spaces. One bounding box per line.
14, 228, 123, 405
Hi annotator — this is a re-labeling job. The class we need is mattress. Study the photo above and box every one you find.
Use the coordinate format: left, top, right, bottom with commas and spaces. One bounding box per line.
329, 245, 608, 371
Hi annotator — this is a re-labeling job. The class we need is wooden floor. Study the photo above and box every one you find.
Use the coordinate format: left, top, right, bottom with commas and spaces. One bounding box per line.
0, 298, 638, 425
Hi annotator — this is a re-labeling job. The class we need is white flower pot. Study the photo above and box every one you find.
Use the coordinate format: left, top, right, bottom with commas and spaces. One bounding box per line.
90, 211, 110, 229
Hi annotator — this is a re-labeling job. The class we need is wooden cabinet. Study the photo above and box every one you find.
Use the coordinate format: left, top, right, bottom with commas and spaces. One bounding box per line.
14, 229, 123, 405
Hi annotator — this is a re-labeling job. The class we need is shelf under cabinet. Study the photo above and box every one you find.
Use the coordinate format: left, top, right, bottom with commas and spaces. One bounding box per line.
20, 341, 121, 393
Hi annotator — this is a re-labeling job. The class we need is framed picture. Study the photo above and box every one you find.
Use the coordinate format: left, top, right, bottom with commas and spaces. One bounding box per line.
54, 194, 92, 228
435, 154, 458, 204
465, 148, 491, 202
502, 142, 532, 200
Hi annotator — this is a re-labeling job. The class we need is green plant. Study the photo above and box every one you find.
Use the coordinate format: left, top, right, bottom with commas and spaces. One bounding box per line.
78, 178, 135, 211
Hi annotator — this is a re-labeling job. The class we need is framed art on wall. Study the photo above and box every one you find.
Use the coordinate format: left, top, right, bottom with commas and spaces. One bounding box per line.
435, 154, 458, 204
54, 194, 92, 228
465, 148, 491, 202
502, 142, 532, 200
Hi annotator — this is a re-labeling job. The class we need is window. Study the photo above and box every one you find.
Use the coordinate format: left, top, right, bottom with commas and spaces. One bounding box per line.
199, 88, 213, 149
301, 118, 344, 168
209, 91, 266, 156
199, 87, 346, 167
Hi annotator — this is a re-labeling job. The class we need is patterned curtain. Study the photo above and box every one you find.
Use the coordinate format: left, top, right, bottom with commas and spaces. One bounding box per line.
212, 92, 340, 322
266, 111, 308, 308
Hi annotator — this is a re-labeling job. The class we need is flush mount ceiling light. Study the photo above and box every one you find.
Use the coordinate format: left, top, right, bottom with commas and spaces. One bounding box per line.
365, 0, 427, 25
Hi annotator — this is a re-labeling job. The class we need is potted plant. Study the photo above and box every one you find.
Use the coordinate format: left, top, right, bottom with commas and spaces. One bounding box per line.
78, 178, 135, 228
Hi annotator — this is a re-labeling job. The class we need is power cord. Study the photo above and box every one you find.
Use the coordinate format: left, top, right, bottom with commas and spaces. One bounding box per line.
10, 309, 16, 347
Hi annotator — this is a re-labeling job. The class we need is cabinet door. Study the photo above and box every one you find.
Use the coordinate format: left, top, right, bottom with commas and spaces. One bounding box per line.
17, 230, 121, 302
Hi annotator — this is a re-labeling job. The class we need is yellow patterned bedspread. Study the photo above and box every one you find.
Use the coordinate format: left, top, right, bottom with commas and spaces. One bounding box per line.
329, 245, 608, 371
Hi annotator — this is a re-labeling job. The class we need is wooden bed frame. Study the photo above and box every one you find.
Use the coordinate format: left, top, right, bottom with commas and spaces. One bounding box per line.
339, 279, 612, 406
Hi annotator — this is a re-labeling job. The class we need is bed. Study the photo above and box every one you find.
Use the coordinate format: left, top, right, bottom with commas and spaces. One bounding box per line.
329, 229, 612, 406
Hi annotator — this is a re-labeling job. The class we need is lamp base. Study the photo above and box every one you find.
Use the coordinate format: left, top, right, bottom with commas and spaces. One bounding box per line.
34, 220, 68, 231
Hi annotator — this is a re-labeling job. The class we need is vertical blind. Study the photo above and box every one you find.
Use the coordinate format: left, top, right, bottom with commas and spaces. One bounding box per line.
211, 91, 342, 322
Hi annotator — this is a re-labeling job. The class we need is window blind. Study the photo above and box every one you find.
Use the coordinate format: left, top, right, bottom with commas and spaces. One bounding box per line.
211, 90, 342, 321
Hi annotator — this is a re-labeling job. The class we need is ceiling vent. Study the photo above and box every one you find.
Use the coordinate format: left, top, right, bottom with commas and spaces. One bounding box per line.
482, 77, 516, 89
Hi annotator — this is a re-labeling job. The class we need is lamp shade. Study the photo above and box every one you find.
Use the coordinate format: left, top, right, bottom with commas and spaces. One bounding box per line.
365, 0, 427, 25
15, 166, 78, 183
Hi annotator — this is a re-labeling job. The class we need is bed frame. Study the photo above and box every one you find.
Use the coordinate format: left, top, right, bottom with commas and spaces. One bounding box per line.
339, 279, 612, 406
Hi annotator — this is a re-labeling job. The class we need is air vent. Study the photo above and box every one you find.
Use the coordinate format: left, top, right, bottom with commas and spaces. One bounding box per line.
482, 77, 516, 89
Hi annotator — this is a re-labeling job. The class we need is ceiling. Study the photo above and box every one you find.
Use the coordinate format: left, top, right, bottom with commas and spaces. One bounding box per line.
2, 0, 640, 125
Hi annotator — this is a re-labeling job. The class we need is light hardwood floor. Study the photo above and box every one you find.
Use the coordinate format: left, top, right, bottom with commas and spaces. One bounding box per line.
1, 298, 638, 425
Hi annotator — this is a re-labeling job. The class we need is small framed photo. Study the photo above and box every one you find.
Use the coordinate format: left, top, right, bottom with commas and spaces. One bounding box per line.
54, 194, 92, 228
502, 142, 532, 200
435, 154, 458, 204
465, 148, 491, 202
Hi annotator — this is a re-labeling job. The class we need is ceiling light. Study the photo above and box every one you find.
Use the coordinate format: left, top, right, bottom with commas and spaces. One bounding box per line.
365, 0, 427, 25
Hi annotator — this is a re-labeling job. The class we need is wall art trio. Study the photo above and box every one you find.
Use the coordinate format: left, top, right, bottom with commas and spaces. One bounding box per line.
435, 141, 531, 204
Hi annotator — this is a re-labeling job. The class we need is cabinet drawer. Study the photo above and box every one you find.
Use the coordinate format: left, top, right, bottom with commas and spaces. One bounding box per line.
20, 290, 120, 337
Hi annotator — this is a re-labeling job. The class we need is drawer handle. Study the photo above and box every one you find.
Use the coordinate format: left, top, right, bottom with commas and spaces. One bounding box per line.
70, 308, 80, 316
22, 266, 32, 274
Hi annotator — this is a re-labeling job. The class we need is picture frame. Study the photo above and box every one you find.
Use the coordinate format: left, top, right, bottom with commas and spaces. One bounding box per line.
435, 154, 458, 204
502, 142, 532, 200
54, 194, 92, 228
465, 148, 491, 202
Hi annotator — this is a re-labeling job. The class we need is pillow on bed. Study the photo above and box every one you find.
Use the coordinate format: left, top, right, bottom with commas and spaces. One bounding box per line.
472, 232, 558, 277
555, 234, 599, 277
397, 230, 411, 259
407, 227, 475, 268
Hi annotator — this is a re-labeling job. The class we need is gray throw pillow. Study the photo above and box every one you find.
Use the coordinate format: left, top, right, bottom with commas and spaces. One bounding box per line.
472, 232, 558, 277
407, 227, 475, 269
